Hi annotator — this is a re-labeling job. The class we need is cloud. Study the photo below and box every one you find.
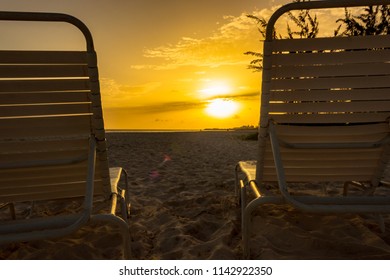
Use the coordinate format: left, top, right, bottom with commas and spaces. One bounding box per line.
131, 11, 264, 70
218, 91, 259, 100
111, 100, 205, 115
197, 90, 259, 101
100, 78, 161, 107
106, 90, 259, 116
131, 5, 360, 71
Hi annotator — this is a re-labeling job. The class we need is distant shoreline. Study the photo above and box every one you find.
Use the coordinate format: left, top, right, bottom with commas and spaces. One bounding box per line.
106, 129, 202, 133
106, 128, 257, 133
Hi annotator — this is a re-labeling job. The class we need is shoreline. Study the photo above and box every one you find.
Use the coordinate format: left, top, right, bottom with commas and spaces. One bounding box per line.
106, 128, 258, 134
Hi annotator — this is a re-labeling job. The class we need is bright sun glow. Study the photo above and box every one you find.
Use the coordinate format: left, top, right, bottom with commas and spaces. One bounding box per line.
205, 98, 239, 118
199, 81, 231, 97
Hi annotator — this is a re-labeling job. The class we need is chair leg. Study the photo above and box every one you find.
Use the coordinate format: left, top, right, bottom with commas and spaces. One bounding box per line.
121, 169, 131, 218
235, 164, 242, 205
242, 196, 285, 259
238, 175, 251, 258
102, 182, 131, 259
242, 205, 251, 259
91, 214, 131, 259
119, 189, 131, 220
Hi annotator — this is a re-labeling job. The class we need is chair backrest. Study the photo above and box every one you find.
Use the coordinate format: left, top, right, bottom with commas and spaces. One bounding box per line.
257, 0, 390, 185
0, 12, 111, 203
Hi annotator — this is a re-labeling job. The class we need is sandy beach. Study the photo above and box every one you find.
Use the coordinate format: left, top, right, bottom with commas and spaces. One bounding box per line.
1, 131, 390, 260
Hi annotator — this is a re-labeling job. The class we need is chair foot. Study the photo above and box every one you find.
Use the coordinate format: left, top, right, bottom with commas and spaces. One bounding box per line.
91, 214, 131, 259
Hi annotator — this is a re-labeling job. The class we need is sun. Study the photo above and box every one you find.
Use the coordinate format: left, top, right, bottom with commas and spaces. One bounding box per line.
205, 98, 239, 118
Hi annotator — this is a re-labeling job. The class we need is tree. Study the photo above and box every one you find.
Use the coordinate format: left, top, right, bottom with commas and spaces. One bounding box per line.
335, 5, 390, 36
246, 2, 390, 72
243, 15, 268, 72
286, 9, 319, 39
245, 1, 319, 72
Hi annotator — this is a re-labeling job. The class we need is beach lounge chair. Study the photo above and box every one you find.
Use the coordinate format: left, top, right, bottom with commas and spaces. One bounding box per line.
235, 0, 390, 258
0, 11, 131, 259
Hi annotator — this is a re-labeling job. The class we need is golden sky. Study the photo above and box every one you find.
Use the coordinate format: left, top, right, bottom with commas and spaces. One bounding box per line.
1, 0, 346, 130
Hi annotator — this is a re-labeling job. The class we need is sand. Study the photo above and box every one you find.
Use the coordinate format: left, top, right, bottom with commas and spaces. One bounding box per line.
1, 131, 390, 260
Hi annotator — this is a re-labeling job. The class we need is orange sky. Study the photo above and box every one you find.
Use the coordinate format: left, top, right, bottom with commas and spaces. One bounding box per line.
1, 0, 347, 130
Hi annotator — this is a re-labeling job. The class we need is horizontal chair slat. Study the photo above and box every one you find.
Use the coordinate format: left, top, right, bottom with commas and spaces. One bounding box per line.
269, 112, 389, 124
269, 100, 390, 113
0, 115, 92, 138
0, 166, 106, 185
0, 138, 89, 154
272, 49, 390, 66
264, 158, 380, 168
270, 75, 390, 90
0, 65, 89, 78
267, 142, 387, 179
0, 103, 92, 118
262, 172, 373, 183
0, 166, 109, 186
0, 91, 90, 105
0, 51, 88, 64
270, 88, 390, 102
0, 161, 101, 177
0, 167, 109, 196
278, 134, 388, 144
266, 166, 377, 176
0, 181, 104, 203
0, 79, 90, 93
271, 63, 390, 79
275, 123, 389, 136
264, 147, 383, 160
0, 149, 88, 163
271, 35, 390, 52
0, 174, 89, 188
